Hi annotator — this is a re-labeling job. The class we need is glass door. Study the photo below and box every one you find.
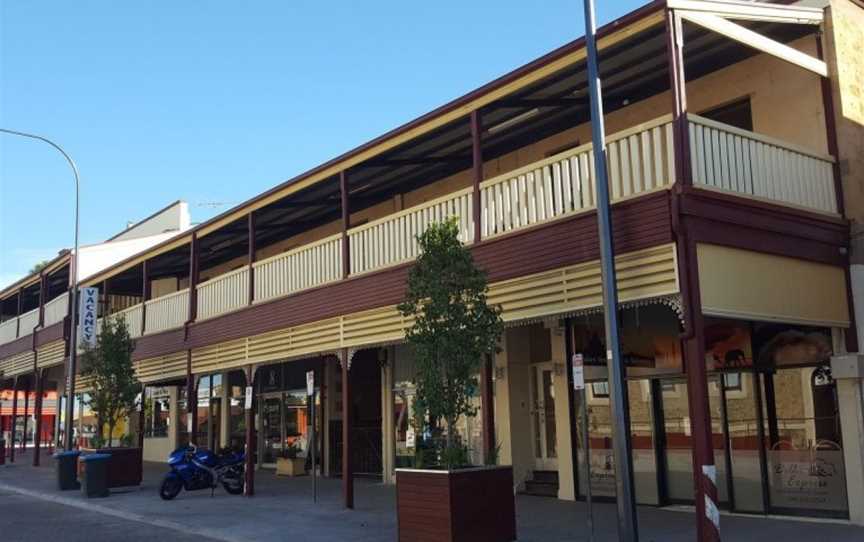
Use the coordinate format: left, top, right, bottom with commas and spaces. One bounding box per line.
530, 362, 557, 471
259, 394, 283, 467
658, 377, 728, 505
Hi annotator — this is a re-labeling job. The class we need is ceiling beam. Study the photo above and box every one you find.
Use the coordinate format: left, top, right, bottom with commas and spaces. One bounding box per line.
667, 0, 823, 25
678, 10, 827, 77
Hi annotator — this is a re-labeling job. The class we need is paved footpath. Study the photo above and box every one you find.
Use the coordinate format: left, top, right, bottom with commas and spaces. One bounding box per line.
2, 452, 864, 541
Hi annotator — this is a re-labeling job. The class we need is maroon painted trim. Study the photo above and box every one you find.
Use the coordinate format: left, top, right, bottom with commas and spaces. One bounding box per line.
32, 368, 44, 466
0, 335, 32, 360
341, 348, 353, 509
35, 321, 64, 348
187, 233, 199, 326
247, 213, 256, 305
186, 350, 196, 445
141, 260, 150, 335
471, 110, 483, 243
243, 364, 255, 496
340, 171, 350, 279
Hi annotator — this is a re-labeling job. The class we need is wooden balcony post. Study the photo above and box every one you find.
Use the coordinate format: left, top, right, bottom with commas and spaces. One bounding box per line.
188, 233, 199, 325
141, 260, 150, 335
38, 273, 47, 328
138, 384, 146, 449
9, 376, 18, 463
32, 368, 44, 466
480, 353, 495, 463
102, 279, 110, 318
666, 9, 692, 186
16, 288, 23, 338
340, 171, 350, 278
186, 350, 197, 445
244, 364, 255, 496
341, 348, 353, 509
21, 378, 30, 451
247, 212, 256, 305
471, 110, 483, 243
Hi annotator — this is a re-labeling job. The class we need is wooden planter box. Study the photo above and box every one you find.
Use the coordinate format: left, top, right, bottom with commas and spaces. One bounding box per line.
396, 466, 516, 542
79, 447, 143, 488
276, 457, 307, 476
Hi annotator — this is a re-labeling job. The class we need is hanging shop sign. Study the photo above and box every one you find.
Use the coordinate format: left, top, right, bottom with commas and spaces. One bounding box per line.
306, 371, 315, 397
78, 287, 99, 348
245, 386, 253, 410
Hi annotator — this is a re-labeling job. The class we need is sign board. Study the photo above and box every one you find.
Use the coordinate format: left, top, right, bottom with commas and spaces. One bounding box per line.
244, 385, 253, 410
406, 426, 416, 449
572, 354, 585, 390
187, 415, 193, 434
306, 371, 315, 396
78, 287, 99, 348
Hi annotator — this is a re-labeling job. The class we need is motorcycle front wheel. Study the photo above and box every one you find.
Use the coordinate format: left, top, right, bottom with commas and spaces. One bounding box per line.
159, 475, 183, 500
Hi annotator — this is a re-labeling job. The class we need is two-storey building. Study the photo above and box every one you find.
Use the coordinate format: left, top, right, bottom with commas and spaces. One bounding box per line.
2, 0, 864, 533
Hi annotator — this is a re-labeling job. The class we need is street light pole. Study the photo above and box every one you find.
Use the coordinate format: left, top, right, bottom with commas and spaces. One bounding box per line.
581, 1, 639, 540
0, 128, 80, 451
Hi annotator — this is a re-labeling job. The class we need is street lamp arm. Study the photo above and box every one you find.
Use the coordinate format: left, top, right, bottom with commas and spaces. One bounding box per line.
0, 126, 81, 451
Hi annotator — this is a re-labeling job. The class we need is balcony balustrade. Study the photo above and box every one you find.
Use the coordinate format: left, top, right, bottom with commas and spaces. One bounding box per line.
43, 292, 69, 328
254, 233, 342, 303
144, 288, 189, 335
197, 267, 250, 320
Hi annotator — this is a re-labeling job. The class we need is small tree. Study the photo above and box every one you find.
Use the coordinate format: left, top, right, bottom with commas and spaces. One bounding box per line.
80, 316, 138, 447
398, 218, 503, 468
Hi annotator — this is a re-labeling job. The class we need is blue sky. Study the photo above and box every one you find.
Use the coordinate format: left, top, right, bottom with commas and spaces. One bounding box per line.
0, 0, 642, 287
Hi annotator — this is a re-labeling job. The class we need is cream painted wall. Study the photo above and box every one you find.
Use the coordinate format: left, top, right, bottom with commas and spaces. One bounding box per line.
504, 327, 534, 492
142, 387, 179, 463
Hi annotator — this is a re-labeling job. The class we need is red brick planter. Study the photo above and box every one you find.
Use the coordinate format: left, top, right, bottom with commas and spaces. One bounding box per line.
396, 466, 516, 542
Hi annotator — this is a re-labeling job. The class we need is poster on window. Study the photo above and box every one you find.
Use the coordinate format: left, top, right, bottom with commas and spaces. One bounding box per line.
768, 449, 848, 511
705, 321, 753, 370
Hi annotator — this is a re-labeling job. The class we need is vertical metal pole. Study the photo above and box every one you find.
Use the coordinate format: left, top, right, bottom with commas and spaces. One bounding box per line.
311, 382, 317, 503
244, 364, 255, 497
582, 1, 638, 539
480, 354, 495, 462
141, 260, 150, 335
186, 351, 196, 445
10, 377, 18, 462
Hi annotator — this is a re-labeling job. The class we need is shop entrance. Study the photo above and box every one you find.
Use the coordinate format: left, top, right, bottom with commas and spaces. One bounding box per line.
530, 362, 558, 471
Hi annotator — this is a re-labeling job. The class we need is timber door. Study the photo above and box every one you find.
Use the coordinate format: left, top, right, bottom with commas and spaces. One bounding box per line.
530, 362, 558, 471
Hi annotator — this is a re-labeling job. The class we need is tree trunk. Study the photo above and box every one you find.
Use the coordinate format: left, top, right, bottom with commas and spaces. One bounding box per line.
107, 421, 114, 448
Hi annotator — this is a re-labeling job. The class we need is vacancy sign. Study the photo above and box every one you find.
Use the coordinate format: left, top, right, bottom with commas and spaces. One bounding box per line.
79, 287, 99, 348
572, 354, 585, 390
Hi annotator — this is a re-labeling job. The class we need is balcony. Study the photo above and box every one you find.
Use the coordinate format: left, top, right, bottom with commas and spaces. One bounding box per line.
0, 114, 835, 347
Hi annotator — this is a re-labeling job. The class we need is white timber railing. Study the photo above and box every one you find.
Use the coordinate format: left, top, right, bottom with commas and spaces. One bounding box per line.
144, 288, 189, 335
197, 267, 250, 320
17, 308, 40, 337
481, 115, 674, 238
113, 303, 144, 338
0, 318, 17, 344
254, 234, 342, 303
43, 292, 69, 328
348, 188, 475, 275
688, 114, 838, 214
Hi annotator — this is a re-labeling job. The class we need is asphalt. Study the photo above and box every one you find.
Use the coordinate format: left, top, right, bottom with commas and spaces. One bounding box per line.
1, 450, 864, 541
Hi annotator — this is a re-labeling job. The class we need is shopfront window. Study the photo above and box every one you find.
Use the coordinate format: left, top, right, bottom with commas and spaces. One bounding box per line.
227, 371, 246, 451
144, 387, 171, 438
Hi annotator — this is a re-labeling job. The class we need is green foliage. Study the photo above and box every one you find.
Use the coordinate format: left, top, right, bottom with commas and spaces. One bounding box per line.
398, 218, 503, 469
28, 260, 51, 274
80, 316, 139, 448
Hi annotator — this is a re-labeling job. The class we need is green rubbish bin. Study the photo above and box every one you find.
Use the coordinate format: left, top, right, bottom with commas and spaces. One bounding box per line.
80, 453, 111, 498
54, 451, 81, 490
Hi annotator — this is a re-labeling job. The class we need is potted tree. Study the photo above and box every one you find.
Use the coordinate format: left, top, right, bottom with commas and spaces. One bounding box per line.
78, 316, 143, 488
395, 218, 514, 542
276, 442, 306, 476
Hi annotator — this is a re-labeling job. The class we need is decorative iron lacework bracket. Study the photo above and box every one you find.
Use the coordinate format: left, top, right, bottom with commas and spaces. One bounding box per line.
504, 293, 685, 329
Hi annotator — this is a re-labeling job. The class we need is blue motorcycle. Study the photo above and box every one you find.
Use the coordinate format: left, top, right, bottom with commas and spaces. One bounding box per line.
159, 444, 245, 500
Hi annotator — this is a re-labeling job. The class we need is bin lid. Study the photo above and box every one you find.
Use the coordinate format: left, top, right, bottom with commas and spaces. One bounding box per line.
81, 453, 112, 462
53, 451, 81, 458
